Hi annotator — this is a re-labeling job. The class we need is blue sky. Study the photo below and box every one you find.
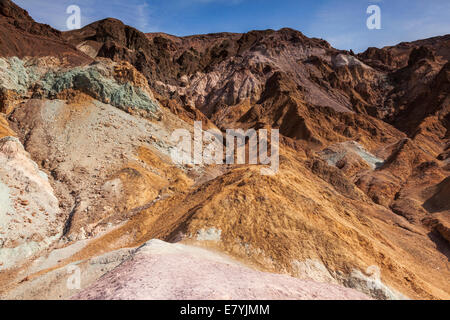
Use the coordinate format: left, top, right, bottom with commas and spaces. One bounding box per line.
14, 0, 450, 52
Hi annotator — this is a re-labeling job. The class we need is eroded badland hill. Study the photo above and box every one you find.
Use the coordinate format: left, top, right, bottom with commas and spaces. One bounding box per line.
0, 0, 449, 300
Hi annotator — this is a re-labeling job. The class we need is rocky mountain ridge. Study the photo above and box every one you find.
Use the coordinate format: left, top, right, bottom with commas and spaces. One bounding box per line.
0, 0, 448, 300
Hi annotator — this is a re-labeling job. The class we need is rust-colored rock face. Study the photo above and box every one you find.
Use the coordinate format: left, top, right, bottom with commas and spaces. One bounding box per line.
0, 0, 91, 65
0, 1, 449, 301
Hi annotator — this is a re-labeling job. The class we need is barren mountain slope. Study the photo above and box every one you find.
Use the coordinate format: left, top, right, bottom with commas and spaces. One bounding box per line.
72, 240, 370, 300
0, 0, 91, 65
0, 0, 448, 300
65, 17, 449, 160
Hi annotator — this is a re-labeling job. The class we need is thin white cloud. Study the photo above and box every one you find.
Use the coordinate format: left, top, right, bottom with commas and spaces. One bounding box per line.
306, 0, 450, 52
11, 0, 450, 51
14, 0, 159, 32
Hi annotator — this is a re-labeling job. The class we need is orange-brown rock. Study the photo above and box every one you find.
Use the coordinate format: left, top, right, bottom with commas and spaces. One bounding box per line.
0, 0, 449, 301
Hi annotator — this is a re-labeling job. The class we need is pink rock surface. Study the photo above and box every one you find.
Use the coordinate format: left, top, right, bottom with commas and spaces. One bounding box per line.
72, 240, 370, 300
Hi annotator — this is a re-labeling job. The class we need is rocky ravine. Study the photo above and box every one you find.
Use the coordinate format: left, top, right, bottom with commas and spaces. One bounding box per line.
0, 0, 449, 300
